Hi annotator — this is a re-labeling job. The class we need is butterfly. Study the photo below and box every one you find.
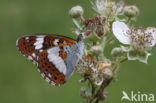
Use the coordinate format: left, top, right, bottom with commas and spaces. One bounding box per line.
16, 34, 84, 86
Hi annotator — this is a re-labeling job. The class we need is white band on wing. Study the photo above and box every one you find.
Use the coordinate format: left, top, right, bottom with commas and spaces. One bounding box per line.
47, 47, 67, 75
34, 37, 44, 50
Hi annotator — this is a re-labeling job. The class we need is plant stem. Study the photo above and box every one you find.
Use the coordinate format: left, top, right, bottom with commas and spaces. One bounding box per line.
80, 15, 85, 22
126, 17, 131, 24
105, 36, 114, 45
72, 18, 82, 31
94, 78, 113, 103
120, 57, 128, 63
88, 78, 96, 103
112, 57, 120, 74
95, 99, 99, 103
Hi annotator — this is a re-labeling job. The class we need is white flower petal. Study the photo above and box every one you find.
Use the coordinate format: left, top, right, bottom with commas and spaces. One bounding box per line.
145, 27, 156, 47
112, 21, 131, 44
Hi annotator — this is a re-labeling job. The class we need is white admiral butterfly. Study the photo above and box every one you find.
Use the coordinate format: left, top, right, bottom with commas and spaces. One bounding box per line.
16, 34, 84, 86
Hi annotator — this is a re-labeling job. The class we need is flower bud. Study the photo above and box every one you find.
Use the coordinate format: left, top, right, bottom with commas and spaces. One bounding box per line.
123, 5, 139, 18
111, 47, 123, 57
102, 68, 113, 79
86, 33, 99, 43
90, 45, 103, 57
84, 16, 105, 37
69, 5, 84, 18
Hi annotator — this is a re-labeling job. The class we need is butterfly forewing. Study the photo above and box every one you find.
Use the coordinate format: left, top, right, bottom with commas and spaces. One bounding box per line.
16, 34, 76, 61
16, 35, 39, 64
16, 34, 83, 86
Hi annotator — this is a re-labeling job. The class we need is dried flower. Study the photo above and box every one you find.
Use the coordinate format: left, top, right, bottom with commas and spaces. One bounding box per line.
80, 86, 92, 99
84, 53, 95, 63
102, 68, 113, 79
84, 18, 96, 32
69, 5, 84, 18
84, 16, 105, 37
95, 24, 105, 37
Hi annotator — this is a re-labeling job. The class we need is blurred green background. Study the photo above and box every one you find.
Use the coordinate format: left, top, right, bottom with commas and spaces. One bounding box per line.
0, 0, 156, 103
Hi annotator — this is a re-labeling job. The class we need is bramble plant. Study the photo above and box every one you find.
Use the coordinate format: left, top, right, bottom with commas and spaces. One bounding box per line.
69, 0, 156, 103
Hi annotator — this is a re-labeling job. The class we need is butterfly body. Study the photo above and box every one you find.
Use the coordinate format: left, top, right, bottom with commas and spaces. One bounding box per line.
16, 34, 84, 86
